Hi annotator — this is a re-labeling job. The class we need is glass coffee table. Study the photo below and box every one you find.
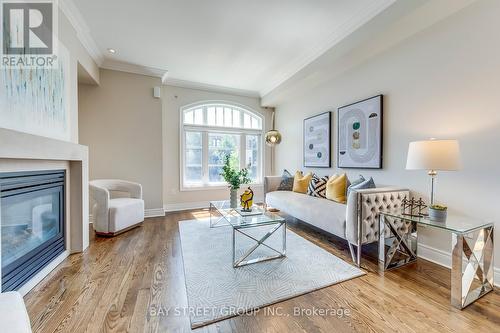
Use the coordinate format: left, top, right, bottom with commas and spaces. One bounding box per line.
209, 201, 286, 268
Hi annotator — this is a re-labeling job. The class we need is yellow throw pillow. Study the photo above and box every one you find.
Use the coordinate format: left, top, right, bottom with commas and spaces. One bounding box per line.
292, 171, 312, 194
326, 173, 348, 203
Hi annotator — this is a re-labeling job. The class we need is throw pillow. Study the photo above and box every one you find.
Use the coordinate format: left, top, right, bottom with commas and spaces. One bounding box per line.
292, 171, 313, 194
307, 174, 329, 198
325, 173, 348, 203
277, 169, 294, 191
349, 177, 376, 194
347, 175, 366, 198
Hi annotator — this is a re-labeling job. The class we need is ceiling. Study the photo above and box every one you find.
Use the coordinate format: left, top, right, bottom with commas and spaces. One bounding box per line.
70, 0, 396, 96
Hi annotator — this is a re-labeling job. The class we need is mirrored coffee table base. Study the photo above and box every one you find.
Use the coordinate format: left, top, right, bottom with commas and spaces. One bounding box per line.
209, 200, 287, 268
232, 221, 286, 268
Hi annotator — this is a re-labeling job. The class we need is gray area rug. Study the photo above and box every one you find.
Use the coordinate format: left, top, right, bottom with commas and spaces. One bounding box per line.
179, 219, 365, 328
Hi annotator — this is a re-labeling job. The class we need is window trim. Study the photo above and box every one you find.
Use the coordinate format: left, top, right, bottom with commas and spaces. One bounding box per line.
180, 101, 264, 191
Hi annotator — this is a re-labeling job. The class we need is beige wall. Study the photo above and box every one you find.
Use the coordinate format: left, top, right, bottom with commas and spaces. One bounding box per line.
162, 85, 272, 211
78, 69, 163, 210
270, 0, 500, 269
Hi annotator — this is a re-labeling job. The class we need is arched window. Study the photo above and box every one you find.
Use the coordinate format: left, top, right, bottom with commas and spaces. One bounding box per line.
180, 102, 263, 189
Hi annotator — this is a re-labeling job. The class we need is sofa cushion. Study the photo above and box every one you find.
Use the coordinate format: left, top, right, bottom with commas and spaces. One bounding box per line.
349, 177, 375, 194
307, 175, 329, 198
108, 198, 144, 233
346, 175, 365, 198
326, 173, 348, 203
266, 191, 347, 239
277, 169, 294, 191
292, 171, 312, 194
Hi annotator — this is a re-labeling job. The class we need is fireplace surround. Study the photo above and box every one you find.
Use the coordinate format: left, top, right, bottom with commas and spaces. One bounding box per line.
0, 128, 89, 295
0, 170, 66, 292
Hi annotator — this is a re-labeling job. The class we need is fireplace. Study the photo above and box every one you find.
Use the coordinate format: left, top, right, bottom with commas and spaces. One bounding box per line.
0, 170, 66, 292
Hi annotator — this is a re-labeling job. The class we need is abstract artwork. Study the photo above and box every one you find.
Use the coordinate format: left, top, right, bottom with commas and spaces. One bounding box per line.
337, 95, 383, 169
303, 111, 331, 168
0, 44, 70, 141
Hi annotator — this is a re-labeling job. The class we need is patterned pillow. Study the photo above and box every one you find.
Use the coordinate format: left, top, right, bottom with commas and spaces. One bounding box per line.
307, 174, 329, 198
277, 169, 294, 191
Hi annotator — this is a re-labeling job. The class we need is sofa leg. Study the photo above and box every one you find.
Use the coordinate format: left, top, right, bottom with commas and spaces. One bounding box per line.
356, 243, 362, 267
348, 242, 356, 263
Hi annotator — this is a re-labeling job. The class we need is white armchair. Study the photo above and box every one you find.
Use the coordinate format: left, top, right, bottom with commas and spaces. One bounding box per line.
89, 179, 145, 236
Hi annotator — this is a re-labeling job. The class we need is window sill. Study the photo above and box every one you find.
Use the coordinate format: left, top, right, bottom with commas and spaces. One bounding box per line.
180, 183, 263, 192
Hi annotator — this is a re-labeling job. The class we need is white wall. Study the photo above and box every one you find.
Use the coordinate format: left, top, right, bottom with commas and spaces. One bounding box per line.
270, 0, 500, 269
0, 8, 99, 144
162, 85, 272, 211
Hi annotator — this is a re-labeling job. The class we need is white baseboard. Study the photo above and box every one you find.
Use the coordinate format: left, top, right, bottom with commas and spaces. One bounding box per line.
417, 242, 499, 287
144, 208, 166, 218
89, 208, 165, 223
164, 201, 209, 212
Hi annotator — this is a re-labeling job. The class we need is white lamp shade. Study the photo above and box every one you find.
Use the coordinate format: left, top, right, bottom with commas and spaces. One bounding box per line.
406, 139, 461, 171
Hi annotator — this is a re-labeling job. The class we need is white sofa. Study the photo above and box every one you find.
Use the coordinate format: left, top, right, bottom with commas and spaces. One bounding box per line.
264, 176, 409, 265
89, 179, 145, 236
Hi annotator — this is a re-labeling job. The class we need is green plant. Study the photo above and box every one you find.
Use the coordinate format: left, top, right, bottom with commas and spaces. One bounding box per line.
220, 155, 251, 190
430, 204, 447, 211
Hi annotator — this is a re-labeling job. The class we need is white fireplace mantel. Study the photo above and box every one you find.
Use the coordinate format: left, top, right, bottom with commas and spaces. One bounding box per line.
0, 128, 89, 294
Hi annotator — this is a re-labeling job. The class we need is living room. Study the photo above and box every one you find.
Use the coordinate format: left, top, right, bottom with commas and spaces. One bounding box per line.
0, 0, 498, 332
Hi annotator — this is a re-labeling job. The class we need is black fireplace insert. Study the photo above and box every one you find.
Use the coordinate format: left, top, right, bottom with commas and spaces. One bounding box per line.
0, 170, 66, 292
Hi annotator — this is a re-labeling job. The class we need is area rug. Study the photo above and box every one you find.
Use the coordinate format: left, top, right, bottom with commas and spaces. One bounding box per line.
178, 219, 365, 328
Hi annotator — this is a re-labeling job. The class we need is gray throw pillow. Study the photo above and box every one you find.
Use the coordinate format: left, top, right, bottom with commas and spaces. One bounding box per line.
347, 175, 365, 198
277, 169, 294, 191
349, 177, 375, 196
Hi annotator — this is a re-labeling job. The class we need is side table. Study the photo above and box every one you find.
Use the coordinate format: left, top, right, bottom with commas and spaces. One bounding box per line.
379, 212, 494, 309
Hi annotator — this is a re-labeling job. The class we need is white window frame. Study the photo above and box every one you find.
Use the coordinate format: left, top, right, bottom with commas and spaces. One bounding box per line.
180, 101, 264, 191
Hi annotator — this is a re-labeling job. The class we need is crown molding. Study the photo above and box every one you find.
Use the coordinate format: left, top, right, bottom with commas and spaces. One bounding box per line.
101, 59, 168, 79
163, 77, 260, 98
59, 0, 104, 66
259, 0, 396, 97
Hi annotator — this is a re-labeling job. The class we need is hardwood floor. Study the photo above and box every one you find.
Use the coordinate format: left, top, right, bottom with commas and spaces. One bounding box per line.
24, 210, 500, 333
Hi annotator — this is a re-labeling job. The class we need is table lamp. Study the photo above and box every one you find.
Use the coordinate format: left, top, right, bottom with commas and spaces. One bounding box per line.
406, 139, 461, 205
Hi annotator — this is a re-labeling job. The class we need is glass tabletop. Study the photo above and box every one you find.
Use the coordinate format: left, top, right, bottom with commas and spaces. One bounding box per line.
380, 212, 494, 234
210, 200, 285, 228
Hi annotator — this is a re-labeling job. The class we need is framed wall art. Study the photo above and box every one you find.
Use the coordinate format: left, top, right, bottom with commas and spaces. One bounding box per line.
303, 111, 331, 168
337, 95, 383, 169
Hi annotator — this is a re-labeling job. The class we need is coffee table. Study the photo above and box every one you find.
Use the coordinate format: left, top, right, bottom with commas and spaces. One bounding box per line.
209, 201, 286, 268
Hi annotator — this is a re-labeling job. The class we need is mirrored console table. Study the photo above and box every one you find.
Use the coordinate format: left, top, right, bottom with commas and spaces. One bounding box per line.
379, 212, 494, 309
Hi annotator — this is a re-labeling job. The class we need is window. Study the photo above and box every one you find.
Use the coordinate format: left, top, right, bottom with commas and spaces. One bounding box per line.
181, 102, 263, 189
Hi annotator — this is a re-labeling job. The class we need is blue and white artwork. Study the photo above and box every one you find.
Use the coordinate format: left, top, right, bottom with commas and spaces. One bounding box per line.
304, 111, 331, 168
338, 95, 383, 169
0, 44, 70, 141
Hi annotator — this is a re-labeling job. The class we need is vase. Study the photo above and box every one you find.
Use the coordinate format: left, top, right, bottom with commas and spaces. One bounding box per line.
429, 207, 447, 222
230, 189, 238, 208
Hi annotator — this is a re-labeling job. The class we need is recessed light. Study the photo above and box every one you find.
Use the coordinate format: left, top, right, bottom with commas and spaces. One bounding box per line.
107, 48, 116, 54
